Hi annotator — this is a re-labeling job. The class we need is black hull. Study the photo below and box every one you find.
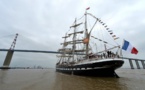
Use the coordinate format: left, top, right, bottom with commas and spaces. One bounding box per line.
56, 59, 124, 77
56, 68, 117, 77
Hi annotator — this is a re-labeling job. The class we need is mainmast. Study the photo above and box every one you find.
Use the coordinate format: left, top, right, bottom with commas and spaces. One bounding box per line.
84, 7, 97, 59
84, 9, 89, 59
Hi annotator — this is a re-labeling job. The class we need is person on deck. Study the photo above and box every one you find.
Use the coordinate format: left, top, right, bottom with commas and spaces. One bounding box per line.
107, 51, 110, 58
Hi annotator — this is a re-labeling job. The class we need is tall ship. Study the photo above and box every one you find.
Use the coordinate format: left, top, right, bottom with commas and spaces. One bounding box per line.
56, 9, 124, 77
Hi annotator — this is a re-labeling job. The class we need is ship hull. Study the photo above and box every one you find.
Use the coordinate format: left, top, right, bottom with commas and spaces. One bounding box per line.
56, 59, 124, 77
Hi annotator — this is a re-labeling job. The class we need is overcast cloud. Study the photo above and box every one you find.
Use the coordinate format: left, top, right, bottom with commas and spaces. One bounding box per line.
0, 0, 145, 68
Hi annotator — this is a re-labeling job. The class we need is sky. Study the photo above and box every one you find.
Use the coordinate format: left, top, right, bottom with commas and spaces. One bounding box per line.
0, 0, 145, 68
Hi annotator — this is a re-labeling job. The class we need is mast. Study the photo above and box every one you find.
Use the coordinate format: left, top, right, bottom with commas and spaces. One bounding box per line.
62, 33, 68, 63
69, 19, 83, 61
72, 19, 77, 61
84, 8, 97, 59
85, 10, 89, 59
57, 33, 67, 64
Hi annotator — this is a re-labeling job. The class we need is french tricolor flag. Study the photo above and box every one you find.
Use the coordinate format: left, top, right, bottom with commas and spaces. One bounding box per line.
122, 40, 138, 54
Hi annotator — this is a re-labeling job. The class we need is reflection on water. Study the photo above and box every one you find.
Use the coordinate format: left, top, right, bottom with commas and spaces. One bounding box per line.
0, 69, 145, 90
0, 69, 8, 84
54, 73, 124, 90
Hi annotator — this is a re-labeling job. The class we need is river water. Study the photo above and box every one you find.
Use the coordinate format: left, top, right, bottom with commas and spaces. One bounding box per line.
0, 68, 145, 90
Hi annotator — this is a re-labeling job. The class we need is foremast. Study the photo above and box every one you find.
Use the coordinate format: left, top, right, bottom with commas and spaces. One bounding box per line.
58, 19, 84, 64
72, 19, 77, 61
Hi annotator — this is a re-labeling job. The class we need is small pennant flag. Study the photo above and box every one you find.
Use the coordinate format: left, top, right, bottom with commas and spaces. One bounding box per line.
100, 22, 103, 23
108, 30, 112, 32
110, 32, 113, 35
83, 38, 89, 44
86, 7, 90, 10
103, 41, 107, 43
102, 23, 105, 25
114, 37, 119, 40
106, 28, 109, 30
112, 35, 116, 37
98, 39, 102, 41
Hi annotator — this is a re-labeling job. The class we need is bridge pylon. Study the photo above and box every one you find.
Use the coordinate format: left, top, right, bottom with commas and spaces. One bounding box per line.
120, 57, 145, 69
129, 59, 134, 69
3, 33, 18, 68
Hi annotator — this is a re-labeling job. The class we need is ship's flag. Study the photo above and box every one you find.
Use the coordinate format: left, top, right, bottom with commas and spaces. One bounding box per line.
83, 38, 89, 44
122, 40, 138, 54
104, 25, 107, 27
86, 7, 90, 10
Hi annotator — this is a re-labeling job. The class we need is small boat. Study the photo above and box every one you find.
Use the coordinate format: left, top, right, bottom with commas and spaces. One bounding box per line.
56, 9, 124, 77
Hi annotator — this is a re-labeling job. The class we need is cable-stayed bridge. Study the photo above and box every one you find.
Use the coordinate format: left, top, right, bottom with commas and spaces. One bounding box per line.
0, 33, 145, 69
0, 49, 61, 54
